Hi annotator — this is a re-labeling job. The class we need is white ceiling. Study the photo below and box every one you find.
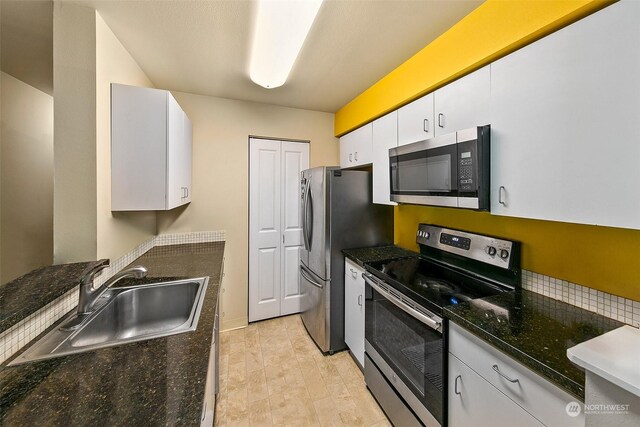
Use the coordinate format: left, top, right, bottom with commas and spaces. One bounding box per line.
76, 0, 483, 113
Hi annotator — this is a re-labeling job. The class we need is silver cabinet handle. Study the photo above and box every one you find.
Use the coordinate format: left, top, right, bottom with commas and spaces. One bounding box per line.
185, 187, 189, 198
354, 151, 358, 161
358, 294, 363, 306
492, 364, 519, 383
499, 186, 506, 206
438, 113, 445, 128
454, 375, 462, 395
423, 118, 429, 133
349, 153, 353, 162
350, 268, 357, 279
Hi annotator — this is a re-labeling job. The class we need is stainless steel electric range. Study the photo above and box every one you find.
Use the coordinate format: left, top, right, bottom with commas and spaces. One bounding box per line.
362, 224, 521, 427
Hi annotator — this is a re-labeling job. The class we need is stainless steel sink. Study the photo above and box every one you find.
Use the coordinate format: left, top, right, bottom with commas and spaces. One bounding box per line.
8, 277, 209, 366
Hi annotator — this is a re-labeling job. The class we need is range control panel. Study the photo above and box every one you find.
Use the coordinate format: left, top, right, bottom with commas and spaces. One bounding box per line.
416, 223, 517, 269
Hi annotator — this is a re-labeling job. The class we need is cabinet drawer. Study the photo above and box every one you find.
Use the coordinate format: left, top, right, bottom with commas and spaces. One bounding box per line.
449, 323, 584, 427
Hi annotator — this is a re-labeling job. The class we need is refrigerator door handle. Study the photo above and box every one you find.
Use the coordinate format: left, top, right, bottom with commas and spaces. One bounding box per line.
304, 183, 313, 250
302, 180, 311, 251
300, 264, 323, 289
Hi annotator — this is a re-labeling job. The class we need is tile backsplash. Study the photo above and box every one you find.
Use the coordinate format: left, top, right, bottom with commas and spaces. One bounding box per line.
0, 230, 226, 364
522, 270, 640, 327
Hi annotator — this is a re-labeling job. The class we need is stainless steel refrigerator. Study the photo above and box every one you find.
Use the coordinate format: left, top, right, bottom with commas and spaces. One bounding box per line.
299, 167, 393, 353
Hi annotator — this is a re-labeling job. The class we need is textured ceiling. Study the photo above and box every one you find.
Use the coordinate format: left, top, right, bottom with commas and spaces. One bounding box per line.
76, 0, 483, 112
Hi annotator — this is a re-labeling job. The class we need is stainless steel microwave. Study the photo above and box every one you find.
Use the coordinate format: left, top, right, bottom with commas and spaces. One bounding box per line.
389, 125, 490, 210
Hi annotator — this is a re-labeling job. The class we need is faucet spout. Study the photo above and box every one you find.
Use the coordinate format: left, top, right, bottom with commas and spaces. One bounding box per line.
78, 265, 148, 315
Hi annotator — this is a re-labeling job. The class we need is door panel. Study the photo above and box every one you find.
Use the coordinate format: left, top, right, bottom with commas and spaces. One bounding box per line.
306, 167, 328, 280
249, 138, 281, 322
258, 248, 278, 302
300, 264, 329, 352
281, 142, 309, 315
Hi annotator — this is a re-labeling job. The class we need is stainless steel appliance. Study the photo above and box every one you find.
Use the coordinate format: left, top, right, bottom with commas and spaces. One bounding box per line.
389, 125, 490, 210
299, 167, 393, 353
363, 224, 521, 426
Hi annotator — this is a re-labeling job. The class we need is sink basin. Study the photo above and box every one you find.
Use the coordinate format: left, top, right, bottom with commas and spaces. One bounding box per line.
8, 277, 208, 366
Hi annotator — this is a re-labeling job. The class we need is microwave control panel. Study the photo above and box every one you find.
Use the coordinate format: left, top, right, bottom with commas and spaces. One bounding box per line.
457, 139, 477, 192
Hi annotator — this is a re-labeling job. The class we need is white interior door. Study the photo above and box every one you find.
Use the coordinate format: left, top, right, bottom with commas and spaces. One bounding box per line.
280, 141, 309, 315
249, 138, 309, 322
249, 138, 282, 322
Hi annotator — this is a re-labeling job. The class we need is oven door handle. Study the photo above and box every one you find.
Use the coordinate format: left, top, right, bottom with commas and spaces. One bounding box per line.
363, 273, 442, 332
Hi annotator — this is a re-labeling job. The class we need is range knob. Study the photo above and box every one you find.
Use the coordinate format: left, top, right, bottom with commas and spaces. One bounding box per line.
499, 249, 510, 259
485, 246, 497, 256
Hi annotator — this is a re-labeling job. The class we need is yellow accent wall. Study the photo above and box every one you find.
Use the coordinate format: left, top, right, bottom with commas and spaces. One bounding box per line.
395, 206, 640, 301
336, 0, 640, 301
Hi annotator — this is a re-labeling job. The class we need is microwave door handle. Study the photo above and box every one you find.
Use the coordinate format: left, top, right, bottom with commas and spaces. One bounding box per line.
363, 273, 442, 332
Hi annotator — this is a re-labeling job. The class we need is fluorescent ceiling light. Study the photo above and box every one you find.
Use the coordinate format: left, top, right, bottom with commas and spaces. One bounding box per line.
250, 0, 323, 89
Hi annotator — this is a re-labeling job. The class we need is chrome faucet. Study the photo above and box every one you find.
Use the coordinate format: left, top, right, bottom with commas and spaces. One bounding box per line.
77, 262, 148, 314
62, 260, 148, 331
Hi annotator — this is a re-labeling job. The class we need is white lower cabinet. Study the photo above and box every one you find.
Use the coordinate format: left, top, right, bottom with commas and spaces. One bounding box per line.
449, 323, 585, 427
344, 258, 365, 368
449, 353, 543, 427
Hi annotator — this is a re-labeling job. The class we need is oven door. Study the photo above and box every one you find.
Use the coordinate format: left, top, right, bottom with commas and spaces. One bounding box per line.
363, 273, 444, 426
389, 132, 458, 207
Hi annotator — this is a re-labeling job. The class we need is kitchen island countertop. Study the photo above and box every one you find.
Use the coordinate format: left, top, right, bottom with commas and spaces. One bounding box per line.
0, 241, 224, 426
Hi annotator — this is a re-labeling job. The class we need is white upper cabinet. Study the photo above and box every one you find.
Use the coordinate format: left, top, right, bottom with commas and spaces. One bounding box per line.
490, 1, 640, 229
111, 83, 192, 211
434, 66, 490, 136
397, 93, 434, 145
339, 122, 372, 169
372, 111, 398, 205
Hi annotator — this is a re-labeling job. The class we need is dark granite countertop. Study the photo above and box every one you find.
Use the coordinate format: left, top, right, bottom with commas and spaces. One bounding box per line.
444, 289, 622, 400
342, 245, 418, 267
0, 261, 106, 333
0, 241, 224, 426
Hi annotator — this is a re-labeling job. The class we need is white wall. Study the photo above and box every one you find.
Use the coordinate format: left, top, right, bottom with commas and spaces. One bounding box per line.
157, 92, 339, 330
0, 72, 53, 283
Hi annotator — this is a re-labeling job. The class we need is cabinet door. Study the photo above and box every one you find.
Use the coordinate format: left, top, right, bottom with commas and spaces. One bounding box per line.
182, 112, 193, 204
490, 1, 640, 229
339, 123, 372, 168
111, 84, 167, 211
372, 111, 398, 205
434, 66, 490, 136
397, 93, 434, 145
449, 353, 544, 427
166, 93, 185, 210
280, 141, 309, 316
344, 258, 365, 368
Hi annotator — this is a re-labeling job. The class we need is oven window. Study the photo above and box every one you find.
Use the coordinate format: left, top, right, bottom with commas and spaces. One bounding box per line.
365, 287, 443, 424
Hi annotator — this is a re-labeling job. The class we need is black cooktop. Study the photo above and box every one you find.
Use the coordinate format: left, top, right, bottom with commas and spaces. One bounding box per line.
366, 256, 511, 315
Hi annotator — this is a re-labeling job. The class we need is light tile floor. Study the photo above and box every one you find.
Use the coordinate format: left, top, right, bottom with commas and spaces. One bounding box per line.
215, 315, 391, 426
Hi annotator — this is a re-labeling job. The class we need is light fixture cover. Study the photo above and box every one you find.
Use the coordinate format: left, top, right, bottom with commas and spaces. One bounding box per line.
250, 0, 323, 89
